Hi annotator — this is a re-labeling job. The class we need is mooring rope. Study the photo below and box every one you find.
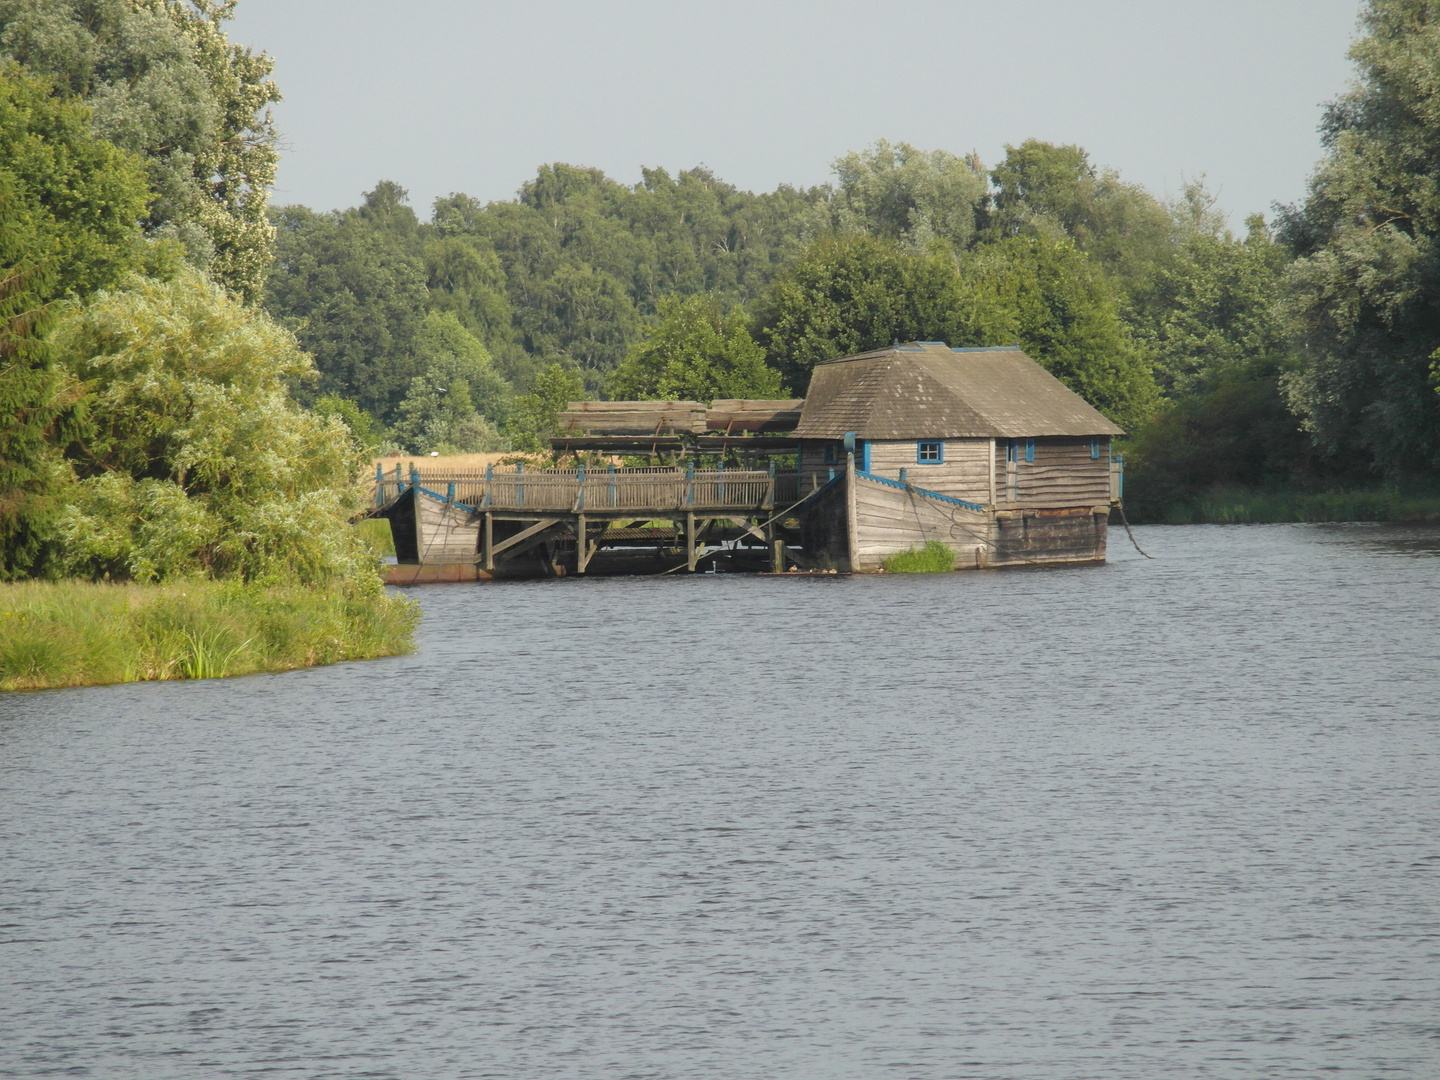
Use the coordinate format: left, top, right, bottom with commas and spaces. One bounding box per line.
1114, 501, 1154, 559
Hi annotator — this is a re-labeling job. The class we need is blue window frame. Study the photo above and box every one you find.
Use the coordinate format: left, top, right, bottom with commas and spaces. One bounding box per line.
1091, 437, 1101, 459
1025, 438, 1035, 463
917, 440, 943, 464
823, 443, 837, 464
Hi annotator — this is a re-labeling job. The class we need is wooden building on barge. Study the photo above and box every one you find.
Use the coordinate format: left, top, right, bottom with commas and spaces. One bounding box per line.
369, 343, 1124, 578
793, 342, 1123, 570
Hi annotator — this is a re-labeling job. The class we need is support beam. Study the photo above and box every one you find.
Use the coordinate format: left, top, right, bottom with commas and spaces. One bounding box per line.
723, 516, 768, 543
482, 512, 494, 571
845, 450, 859, 573
686, 511, 698, 572
487, 517, 563, 562
772, 539, 785, 573
575, 514, 604, 575
988, 437, 996, 507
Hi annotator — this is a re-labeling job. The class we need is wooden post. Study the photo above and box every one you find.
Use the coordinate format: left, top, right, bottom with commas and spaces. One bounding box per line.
576, 512, 587, 574
988, 438, 996, 506
483, 512, 493, 571
845, 449, 859, 573
375, 463, 384, 507
771, 538, 785, 573
686, 511, 698, 572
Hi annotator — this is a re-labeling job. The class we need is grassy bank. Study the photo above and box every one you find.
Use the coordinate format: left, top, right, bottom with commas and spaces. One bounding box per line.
1134, 488, 1440, 525
0, 580, 420, 691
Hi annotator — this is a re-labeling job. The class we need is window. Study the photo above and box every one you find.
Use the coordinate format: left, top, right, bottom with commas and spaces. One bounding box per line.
1091, 438, 1101, 459
823, 443, 837, 464
917, 440, 943, 464
1025, 438, 1035, 463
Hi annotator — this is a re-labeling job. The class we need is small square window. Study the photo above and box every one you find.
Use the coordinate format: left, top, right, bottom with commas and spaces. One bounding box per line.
823, 443, 838, 464
917, 440, 943, 464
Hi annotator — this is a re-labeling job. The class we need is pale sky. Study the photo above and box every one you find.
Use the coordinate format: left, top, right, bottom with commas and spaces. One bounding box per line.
229, 0, 1362, 227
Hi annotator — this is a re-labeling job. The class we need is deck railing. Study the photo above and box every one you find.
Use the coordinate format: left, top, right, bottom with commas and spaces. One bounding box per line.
374, 464, 804, 515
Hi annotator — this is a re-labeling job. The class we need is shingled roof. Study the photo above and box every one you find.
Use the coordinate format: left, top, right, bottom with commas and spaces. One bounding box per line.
794, 343, 1124, 439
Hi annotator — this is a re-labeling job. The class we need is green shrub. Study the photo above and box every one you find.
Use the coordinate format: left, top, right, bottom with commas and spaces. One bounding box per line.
882, 540, 956, 573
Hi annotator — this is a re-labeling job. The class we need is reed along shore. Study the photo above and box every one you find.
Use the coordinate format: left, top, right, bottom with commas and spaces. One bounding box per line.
0, 580, 419, 691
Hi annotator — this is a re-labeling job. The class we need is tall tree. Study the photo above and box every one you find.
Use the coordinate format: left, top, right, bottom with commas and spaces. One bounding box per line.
830, 139, 987, 252
1136, 184, 1292, 397
505, 362, 583, 454
264, 189, 430, 420
957, 231, 1159, 432
609, 293, 781, 402
0, 66, 150, 576
389, 310, 509, 454
0, 0, 281, 301
753, 235, 967, 392
0, 62, 151, 297
1279, 0, 1440, 480
986, 139, 1175, 311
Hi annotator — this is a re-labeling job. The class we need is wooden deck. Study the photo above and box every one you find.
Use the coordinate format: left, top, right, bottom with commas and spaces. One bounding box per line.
372, 464, 812, 576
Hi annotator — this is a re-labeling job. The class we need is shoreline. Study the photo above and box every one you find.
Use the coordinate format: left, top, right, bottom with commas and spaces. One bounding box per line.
0, 580, 419, 692
1126, 489, 1440, 526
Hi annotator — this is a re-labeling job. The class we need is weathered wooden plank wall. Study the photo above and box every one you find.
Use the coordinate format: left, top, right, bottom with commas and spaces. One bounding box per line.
796, 477, 852, 571
992, 437, 1111, 509
416, 494, 481, 564
991, 507, 1107, 566
865, 439, 991, 504
850, 476, 990, 570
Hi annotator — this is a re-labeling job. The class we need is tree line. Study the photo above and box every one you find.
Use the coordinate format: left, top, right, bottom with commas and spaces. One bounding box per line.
2, 0, 1439, 586
260, 0, 1440, 513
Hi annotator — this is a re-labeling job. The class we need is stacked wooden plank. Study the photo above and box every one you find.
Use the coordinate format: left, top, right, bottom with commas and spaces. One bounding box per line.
555, 401, 707, 435
705, 399, 804, 433
554, 399, 805, 437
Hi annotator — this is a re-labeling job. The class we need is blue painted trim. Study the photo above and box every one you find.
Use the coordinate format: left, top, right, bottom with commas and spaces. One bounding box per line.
916, 440, 943, 464
860, 440, 871, 473
951, 345, 1021, 353
1025, 438, 1035, 463
858, 471, 985, 512
789, 471, 845, 514
416, 484, 481, 515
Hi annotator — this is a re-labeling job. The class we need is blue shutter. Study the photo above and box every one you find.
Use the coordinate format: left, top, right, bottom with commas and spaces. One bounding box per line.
1025, 439, 1035, 463
1091, 438, 1100, 459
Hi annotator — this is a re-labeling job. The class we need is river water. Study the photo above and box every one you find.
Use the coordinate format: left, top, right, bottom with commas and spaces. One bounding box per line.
2, 524, 1437, 1079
